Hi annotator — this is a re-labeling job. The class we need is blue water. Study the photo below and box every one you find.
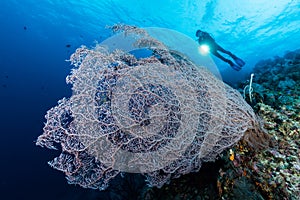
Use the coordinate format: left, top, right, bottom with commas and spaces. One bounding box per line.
0, 1, 299, 199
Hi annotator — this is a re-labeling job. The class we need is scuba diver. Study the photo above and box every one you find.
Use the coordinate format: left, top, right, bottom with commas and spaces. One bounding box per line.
196, 30, 245, 71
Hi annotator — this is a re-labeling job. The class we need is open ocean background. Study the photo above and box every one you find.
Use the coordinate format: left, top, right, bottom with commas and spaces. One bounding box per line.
0, 1, 299, 199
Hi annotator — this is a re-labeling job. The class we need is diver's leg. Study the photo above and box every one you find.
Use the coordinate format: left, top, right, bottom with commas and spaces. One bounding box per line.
216, 45, 235, 57
212, 51, 242, 71
213, 51, 232, 64
216, 45, 245, 67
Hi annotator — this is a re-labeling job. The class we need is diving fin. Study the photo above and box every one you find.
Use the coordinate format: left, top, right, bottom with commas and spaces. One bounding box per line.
233, 57, 246, 67
231, 63, 242, 71
228, 60, 242, 71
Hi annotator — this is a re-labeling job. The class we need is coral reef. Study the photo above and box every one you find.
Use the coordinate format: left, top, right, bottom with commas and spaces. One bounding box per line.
142, 49, 300, 200
36, 25, 267, 192
36, 24, 298, 199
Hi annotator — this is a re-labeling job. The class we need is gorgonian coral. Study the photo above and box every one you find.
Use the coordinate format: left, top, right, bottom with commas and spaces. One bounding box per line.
36, 25, 268, 190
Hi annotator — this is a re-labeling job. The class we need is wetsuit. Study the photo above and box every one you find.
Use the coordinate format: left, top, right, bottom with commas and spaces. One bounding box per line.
196, 30, 245, 70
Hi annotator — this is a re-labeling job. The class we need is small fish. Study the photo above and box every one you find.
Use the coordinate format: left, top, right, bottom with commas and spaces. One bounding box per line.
24, 26, 27, 30
66, 44, 71, 48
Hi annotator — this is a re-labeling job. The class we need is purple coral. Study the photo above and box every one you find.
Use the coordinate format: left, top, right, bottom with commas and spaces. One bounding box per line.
36, 25, 267, 190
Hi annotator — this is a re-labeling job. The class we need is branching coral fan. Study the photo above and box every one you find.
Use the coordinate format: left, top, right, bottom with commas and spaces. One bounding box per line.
36, 25, 269, 190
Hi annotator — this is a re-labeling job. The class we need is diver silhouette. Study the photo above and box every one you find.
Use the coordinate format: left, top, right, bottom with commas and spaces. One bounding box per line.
196, 30, 245, 71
